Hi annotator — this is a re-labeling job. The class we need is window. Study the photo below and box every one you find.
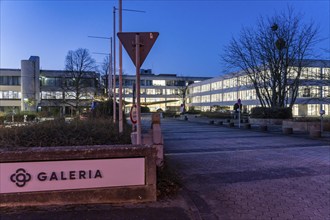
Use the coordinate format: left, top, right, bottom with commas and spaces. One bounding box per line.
323, 68, 330, 80
41, 91, 63, 99
239, 89, 256, 100
175, 80, 186, 87
211, 94, 221, 102
166, 80, 175, 86
152, 80, 166, 86
65, 92, 76, 99
146, 89, 156, 95
124, 79, 135, 86
192, 96, 201, 103
323, 86, 330, 97
201, 84, 210, 92
166, 98, 180, 106
211, 81, 222, 90
166, 89, 178, 95
145, 80, 152, 86
201, 95, 210, 103
192, 86, 201, 94
155, 89, 163, 95
299, 86, 320, 98
223, 92, 236, 101
0, 76, 21, 85
301, 67, 320, 80
0, 91, 21, 99
307, 104, 319, 116
124, 88, 133, 95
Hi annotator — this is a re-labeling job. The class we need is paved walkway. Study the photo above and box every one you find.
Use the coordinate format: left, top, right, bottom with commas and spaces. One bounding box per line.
163, 117, 330, 220
1, 117, 329, 220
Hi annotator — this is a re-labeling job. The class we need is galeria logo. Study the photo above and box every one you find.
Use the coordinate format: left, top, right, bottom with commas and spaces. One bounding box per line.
10, 168, 31, 187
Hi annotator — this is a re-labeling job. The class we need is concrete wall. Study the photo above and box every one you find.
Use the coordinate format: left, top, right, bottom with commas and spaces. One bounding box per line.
283, 120, 330, 132
21, 56, 40, 111
0, 145, 157, 207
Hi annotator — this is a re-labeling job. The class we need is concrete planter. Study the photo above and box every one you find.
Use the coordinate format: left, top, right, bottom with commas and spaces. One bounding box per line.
282, 120, 330, 132
0, 145, 157, 207
249, 118, 283, 125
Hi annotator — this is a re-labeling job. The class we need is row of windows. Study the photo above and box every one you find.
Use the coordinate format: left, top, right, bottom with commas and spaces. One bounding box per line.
0, 76, 20, 85
41, 91, 93, 100
190, 68, 330, 95
0, 91, 21, 99
298, 86, 330, 98
122, 79, 188, 87
121, 88, 181, 96
188, 86, 330, 104
41, 77, 96, 87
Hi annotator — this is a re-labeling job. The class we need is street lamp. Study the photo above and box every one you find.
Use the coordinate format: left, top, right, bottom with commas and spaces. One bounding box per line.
320, 109, 325, 133
88, 35, 114, 121
93, 52, 112, 97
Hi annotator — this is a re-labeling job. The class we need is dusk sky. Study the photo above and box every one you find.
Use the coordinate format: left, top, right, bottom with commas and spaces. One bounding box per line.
0, 0, 329, 77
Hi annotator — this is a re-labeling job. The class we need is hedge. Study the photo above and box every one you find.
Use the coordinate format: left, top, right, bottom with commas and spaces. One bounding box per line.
250, 107, 292, 119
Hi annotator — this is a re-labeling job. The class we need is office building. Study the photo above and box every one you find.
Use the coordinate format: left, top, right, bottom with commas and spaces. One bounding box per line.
186, 60, 330, 116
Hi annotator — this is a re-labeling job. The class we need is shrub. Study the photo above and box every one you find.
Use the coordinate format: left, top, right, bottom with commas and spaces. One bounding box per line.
185, 109, 201, 114
0, 112, 37, 124
163, 111, 178, 118
250, 107, 292, 119
0, 119, 132, 148
90, 99, 115, 119
141, 106, 150, 113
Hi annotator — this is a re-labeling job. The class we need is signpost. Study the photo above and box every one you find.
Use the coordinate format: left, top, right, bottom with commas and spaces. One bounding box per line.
237, 99, 242, 128
130, 104, 137, 125
118, 32, 159, 144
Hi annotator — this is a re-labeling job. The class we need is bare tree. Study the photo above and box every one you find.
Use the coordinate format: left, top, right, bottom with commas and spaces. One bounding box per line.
63, 48, 98, 115
222, 7, 320, 110
176, 77, 194, 113
100, 56, 110, 96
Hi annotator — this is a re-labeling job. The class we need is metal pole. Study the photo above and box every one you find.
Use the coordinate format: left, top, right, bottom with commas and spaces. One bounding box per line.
109, 37, 113, 98
132, 82, 136, 132
119, 0, 123, 133
112, 7, 117, 124
135, 34, 142, 145
238, 109, 241, 128
321, 115, 323, 133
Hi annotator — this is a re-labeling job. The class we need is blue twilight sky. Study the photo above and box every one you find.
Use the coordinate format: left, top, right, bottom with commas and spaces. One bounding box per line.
0, 0, 329, 77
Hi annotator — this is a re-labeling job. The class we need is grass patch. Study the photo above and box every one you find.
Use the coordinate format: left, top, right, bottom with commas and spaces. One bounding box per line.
157, 160, 182, 198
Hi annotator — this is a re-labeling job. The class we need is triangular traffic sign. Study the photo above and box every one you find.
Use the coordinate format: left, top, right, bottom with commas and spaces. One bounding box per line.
117, 32, 159, 67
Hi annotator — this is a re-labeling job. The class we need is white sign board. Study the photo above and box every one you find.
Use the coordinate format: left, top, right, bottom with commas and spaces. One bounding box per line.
0, 158, 145, 194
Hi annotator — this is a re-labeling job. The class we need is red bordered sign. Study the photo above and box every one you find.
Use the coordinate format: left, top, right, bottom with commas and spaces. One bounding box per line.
130, 104, 137, 124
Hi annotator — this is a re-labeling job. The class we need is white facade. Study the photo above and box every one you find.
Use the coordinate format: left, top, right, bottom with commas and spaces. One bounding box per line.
187, 60, 330, 116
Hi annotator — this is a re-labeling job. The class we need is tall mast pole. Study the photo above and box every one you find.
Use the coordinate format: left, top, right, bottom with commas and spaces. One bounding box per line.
112, 6, 117, 123
118, 0, 123, 133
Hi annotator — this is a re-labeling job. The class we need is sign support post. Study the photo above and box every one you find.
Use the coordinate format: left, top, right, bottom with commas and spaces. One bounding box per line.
117, 32, 159, 145
135, 34, 142, 144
